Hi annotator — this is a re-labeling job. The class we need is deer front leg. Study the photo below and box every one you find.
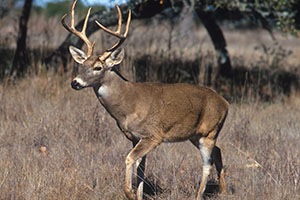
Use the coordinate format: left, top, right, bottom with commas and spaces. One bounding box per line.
136, 156, 146, 188
124, 138, 160, 200
132, 139, 147, 190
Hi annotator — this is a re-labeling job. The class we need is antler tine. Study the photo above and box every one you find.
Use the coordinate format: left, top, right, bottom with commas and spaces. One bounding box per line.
61, 0, 95, 57
106, 8, 131, 51
124, 8, 131, 37
116, 4, 122, 34
95, 5, 131, 62
95, 5, 125, 38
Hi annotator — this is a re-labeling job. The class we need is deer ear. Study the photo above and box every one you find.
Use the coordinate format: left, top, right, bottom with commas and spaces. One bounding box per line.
105, 48, 124, 68
69, 46, 88, 64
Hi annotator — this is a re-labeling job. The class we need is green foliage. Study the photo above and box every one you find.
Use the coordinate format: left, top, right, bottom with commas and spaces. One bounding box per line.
45, 0, 71, 18
43, 0, 106, 18
31, 5, 43, 15
212, 0, 299, 35
90, 5, 107, 14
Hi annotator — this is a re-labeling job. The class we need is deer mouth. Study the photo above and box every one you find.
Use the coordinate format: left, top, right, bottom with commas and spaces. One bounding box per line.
71, 78, 86, 90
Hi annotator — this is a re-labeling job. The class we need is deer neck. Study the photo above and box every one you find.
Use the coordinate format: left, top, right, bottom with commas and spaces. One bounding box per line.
93, 68, 133, 120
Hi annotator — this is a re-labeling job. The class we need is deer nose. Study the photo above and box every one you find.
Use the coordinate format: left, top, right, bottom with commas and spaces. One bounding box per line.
71, 79, 80, 90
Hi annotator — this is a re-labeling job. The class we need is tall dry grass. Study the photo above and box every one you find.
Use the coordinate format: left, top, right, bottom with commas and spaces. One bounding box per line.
1, 73, 300, 200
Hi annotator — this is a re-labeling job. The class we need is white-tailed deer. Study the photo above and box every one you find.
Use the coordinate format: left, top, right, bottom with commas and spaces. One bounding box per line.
62, 1, 229, 199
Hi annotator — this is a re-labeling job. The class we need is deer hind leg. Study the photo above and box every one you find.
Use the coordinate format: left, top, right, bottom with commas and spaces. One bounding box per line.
198, 137, 215, 199
190, 137, 215, 200
190, 138, 227, 199
125, 138, 160, 200
212, 146, 227, 194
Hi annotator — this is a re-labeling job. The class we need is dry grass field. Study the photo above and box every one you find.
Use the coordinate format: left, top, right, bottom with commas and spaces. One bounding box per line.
1, 74, 300, 200
1, 11, 300, 200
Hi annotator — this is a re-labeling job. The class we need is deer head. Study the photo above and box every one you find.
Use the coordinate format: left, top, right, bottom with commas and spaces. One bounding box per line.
61, 0, 131, 90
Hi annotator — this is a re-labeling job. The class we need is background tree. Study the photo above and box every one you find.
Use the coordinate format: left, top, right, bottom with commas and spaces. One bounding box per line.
10, 0, 33, 78
0, 0, 17, 18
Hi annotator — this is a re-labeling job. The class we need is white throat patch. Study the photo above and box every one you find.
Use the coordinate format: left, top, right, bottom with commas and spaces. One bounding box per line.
97, 85, 109, 98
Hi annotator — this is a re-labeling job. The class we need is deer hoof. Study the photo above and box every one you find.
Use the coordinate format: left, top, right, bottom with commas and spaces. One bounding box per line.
124, 186, 136, 200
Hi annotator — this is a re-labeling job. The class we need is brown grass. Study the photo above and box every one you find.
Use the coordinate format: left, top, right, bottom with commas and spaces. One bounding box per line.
1, 73, 300, 200
1, 10, 300, 200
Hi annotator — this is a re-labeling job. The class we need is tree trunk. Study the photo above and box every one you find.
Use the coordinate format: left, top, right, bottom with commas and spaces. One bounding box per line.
10, 0, 32, 78
196, 9, 232, 78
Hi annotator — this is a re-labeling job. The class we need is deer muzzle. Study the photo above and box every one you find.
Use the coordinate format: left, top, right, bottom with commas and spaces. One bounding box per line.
71, 79, 85, 90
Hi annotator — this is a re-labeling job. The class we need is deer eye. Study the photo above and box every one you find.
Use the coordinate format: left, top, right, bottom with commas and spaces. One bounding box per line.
93, 66, 102, 71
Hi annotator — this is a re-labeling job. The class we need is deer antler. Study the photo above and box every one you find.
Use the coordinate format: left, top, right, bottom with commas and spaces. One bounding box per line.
95, 4, 131, 63
61, 0, 95, 58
